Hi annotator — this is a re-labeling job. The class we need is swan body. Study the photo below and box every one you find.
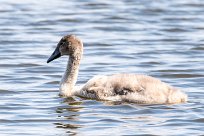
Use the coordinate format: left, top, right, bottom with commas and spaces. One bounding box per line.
47, 34, 187, 104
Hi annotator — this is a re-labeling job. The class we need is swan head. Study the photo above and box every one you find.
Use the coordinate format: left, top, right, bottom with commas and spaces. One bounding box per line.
47, 34, 83, 63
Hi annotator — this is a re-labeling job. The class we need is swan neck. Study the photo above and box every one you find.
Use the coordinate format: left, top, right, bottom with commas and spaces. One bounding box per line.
60, 55, 81, 96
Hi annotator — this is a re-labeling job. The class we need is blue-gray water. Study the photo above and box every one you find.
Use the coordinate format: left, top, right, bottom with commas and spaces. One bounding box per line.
0, 0, 204, 135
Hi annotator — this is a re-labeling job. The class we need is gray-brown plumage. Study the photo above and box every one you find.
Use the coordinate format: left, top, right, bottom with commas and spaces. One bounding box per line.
47, 34, 187, 104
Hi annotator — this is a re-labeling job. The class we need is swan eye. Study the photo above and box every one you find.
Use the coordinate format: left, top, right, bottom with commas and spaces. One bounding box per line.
59, 41, 66, 48
61, 41, 66, 45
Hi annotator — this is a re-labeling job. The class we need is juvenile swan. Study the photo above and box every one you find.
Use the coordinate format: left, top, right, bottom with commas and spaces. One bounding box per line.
47, 34, 187, 104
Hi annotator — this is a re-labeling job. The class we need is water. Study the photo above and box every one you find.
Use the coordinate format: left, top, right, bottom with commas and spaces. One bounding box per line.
0, 0, 204, 135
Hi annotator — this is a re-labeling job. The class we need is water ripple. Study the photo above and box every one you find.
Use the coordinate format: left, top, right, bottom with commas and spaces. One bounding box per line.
0, 0, 204, 135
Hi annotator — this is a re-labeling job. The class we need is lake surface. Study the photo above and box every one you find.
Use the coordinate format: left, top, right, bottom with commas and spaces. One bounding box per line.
0, 0, 204, 135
